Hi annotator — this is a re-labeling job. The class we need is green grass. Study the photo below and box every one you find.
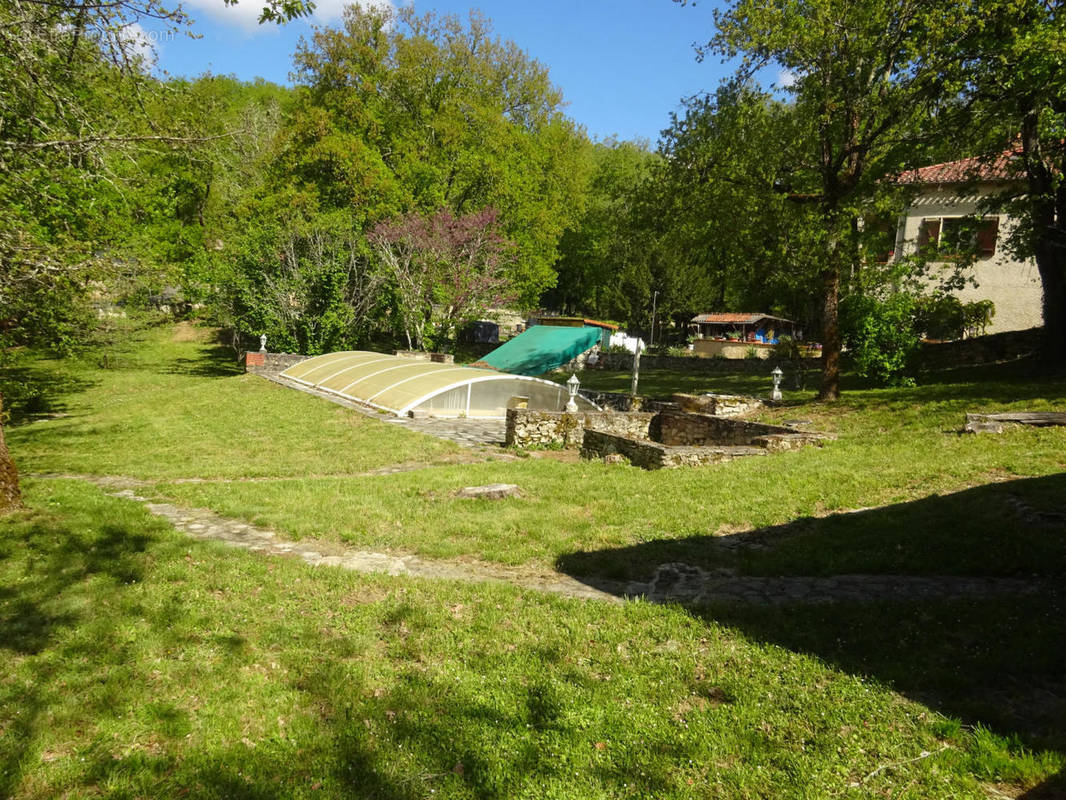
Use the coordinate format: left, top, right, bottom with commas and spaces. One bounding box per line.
2, 479, 1062, 799
3, 323, 1066, 797
3, 324, 460, 479
145, 369, 1066, 576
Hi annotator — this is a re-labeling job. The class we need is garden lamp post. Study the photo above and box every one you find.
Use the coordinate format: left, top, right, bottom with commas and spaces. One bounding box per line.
566, 373, 580, 413
770, 366, 783, 402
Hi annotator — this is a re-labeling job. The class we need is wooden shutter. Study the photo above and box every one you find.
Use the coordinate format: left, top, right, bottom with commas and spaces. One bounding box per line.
917, 218, 941, 251
976, 217, 999, 257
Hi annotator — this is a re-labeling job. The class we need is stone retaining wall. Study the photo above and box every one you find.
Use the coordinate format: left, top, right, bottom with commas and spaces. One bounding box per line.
244, 351, 309, 374
653, 408, 802, 447
670, 393, 763, 417
505, 408, 655, 448
579, 390, 677, 413
394, 350, 455, 363
581, 430, 768, 469
591, 351, 821, 374
917, 327, 1041, 370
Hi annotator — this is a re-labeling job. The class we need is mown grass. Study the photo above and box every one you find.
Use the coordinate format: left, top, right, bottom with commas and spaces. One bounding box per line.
2, 479, 1062, 799
147, 374, 1066, 577
3, 324, 1066, 796
3, 324, 459, 479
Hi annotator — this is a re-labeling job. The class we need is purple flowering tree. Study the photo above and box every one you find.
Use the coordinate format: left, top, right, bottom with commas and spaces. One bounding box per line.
369, 208, 517, 350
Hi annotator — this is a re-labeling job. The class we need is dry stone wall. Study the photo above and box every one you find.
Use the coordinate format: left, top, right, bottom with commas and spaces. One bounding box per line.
917, 327, 1041, 370
671, 393, 763, 417
581, 430, 768, 469
244, 351, 309, 374
505, 408, 655, 448
591, 352, 820, 374
653, 408, 801, 447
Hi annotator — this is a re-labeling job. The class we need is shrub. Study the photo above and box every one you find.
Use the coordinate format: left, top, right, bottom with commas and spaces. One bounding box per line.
840, 292, 921, 386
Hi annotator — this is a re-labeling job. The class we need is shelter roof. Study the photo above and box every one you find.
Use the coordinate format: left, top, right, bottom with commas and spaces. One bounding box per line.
476, 325, 602, 376
690, 313, 795, 326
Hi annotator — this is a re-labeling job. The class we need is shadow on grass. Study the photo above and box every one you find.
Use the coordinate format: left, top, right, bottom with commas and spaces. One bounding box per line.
0, 489, 697, 799
558, 473, 1066, 582
161, 335, 243, 378
0, 516, 151, 797
0, 364, 96, 426
557, 472, 1066, 795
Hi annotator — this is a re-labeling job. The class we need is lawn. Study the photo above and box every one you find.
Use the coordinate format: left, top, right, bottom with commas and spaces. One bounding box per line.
2, 323, 1065, 798
4, 324, 461, 479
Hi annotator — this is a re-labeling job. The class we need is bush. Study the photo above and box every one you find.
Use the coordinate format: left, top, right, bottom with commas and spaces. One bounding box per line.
913, 293, 996, 341
840, 292, 921, 386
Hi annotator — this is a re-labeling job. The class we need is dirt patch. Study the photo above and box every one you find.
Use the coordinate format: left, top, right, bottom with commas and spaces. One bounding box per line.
170, 322, 205, 343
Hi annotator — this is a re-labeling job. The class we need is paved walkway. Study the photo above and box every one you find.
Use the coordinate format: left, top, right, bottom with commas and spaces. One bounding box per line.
39, 474, 1047, 607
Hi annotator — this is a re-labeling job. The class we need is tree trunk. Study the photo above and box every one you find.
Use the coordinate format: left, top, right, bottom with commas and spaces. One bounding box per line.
1021, 113, 1066, 364
0, 395, 22, 513
1035, 239, 1066, 364
818, 265, 842, 400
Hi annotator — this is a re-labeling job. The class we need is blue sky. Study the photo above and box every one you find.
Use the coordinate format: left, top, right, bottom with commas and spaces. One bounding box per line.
147, 0, 735, 144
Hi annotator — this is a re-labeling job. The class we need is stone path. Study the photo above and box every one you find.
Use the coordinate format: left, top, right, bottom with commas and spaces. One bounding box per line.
44, 474, 1043, 607
108, 488, 615, 603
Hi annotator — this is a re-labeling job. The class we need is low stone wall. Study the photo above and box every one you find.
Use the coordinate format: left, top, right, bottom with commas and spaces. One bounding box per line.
580, 390, 677, 413
653, 408, 804, 447
244, 351, 309, 374
505, 408, 655, 448
671, 393, 763, 417
581, 430, 768, 469
591, 351, 821, 374
394, 350, 455, 363
918, 327, 1041, 370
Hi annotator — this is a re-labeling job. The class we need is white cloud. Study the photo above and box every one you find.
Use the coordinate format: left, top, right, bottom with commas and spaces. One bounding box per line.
182, 0, 392, 34
776, 68, 797, 89
122, 21, 157, 64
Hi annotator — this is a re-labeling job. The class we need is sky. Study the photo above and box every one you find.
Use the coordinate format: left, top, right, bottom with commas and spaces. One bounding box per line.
145, 0, 736, 144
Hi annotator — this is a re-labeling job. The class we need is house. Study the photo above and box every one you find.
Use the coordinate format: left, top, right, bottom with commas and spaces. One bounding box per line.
894, 152, 1043, 334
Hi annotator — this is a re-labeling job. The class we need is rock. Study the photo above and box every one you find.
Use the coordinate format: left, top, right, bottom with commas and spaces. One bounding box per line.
603, 453, 627, 465
964, 418, 1005, 434
454, 483, 522, 500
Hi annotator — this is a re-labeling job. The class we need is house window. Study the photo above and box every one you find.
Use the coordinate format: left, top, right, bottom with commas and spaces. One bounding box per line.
918, 216, 999, 259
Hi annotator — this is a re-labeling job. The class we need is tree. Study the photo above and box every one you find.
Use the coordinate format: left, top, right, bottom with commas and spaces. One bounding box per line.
0, 0, 310, 512
370, 208, 517, 349
281, 5, 589, 305
953, 2, 1066, 361
704, 0, 977, 398
546, 139, 657, 321
649, 84, 824, 335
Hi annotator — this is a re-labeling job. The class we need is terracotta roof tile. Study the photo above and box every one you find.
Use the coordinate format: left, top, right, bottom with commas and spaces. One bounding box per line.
896, 150, 1022, 185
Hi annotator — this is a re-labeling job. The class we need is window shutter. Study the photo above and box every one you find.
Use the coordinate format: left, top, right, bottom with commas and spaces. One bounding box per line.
976, 217, 999, 257
918, 218, 941, 251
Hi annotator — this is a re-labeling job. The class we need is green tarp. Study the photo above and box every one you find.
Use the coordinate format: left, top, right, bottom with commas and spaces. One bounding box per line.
477, 325, 602, 376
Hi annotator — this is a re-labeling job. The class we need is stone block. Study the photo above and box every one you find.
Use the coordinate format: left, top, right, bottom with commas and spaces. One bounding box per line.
455, 484, 522, 499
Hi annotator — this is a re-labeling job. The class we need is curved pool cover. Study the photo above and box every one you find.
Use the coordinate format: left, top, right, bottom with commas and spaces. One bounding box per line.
280, 351, 599, 418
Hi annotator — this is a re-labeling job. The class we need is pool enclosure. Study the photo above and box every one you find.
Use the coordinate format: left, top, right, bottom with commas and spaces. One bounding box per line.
281, 351, 599, 418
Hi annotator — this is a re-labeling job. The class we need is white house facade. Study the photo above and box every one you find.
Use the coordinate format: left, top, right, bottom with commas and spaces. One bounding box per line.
894, 155, 1043, 334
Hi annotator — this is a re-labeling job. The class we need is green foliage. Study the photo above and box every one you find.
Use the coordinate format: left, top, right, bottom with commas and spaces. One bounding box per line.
840, 292, 921, 386
281, 5, 588, 305
546, 138, 658, 322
